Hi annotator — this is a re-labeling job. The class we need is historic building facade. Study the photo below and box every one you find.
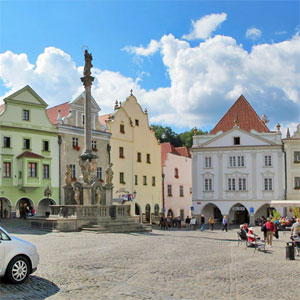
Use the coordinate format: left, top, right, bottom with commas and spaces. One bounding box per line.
191, 95, 284, 225
100, 92, 162, 222
0, 86, 59, 218
161, 142, 192, 222
46, 92, 111, 204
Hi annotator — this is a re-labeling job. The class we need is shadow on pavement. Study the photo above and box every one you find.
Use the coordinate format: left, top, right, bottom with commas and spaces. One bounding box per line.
0, 275, 59, 300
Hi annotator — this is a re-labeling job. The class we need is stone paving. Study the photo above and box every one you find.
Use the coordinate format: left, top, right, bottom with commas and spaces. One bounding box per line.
0, 223, 300, 300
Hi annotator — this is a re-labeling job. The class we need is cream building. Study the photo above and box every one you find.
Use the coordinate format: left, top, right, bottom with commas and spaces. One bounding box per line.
100, 92, 162, 222
47, 92, 111, 204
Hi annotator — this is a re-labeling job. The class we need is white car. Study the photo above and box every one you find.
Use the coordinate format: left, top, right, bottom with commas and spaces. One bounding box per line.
0, 226, 39, 284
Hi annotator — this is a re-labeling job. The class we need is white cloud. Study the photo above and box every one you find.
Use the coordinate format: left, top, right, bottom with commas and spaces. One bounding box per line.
182, 13, 227, 40
1, 29, 300, 132
122, 40, 160, 56
275, 31, 287, 35
246, 27, 262, 40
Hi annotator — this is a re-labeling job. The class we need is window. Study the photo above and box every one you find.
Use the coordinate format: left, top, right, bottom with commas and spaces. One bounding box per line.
97, 167, 102, 180
146, 154, 151, 163
294, 152, 300, 163
23, 109, 29, 121
3, 137, 10, 148
264, 155, 272, 167
3, 162, 11, 177
238, 178, 246, 191
233, 137, 240, 145
120, 172, 125, 184
180, 185, 184, 196
167, 184, 172, 196
28, 162, 37, 177
120, 124, 125, 133
70, 164, 76, 179
43, 165, 50, 179
204, 179, 212, 191
180, 209, 184, 221
135, 119, 139, 126
295, 177, 300, 189
229, 156, 244, 167
23, 139, 30, 149
92, 140, 97, 151
174, 168, 179, 178
135, 175, 138, 185
264, 178, 272, 191
228, 178, 236, 191
72, 137, 79, 147
154, 204, 159, 216
81, 114, 85, 125
205, 157, 212, 168
119, 147, 124, 158
137, 152, 141, 162
43, 140, 49, 151
143, 176, 147, 185
152, 176, 156, 186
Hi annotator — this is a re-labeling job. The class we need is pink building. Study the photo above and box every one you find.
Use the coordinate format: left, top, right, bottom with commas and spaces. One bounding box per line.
161, 143, 192, 223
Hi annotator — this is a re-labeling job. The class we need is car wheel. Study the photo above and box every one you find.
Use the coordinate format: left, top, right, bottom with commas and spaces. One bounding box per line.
6, 256, 30, 284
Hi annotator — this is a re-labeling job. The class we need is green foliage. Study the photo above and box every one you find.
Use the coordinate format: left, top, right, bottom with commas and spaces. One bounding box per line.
271, 209, 281, 221
151, 125, 207, 148
293, 206, 300, 218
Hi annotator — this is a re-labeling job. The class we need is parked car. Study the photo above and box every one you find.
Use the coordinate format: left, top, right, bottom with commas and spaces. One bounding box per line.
0, 226, 39, 284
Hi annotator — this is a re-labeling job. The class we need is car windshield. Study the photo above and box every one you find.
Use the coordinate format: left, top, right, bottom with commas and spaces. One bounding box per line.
0, 229, 11, 240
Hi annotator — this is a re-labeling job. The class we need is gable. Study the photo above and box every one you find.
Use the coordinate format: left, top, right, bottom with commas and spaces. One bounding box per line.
203, 128, 275, 148
70, 92, 100, 111
5, 85, 48, 107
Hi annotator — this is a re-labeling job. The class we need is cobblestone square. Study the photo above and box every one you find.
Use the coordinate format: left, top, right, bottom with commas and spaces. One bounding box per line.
1, 225, 299, 300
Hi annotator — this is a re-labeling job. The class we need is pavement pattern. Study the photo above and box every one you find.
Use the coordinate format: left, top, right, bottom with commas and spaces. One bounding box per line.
0, 222, 299, 300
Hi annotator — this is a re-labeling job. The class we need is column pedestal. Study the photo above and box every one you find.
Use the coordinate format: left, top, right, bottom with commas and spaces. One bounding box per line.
82, 185, 92, 206
105, 184, 113, 206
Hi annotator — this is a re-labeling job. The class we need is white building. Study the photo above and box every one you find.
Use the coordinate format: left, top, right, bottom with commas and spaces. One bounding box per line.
191, 95, 284, 225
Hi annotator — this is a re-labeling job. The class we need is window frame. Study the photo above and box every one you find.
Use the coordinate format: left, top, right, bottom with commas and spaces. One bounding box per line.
3, 136, 11, 148
167, 184, 172, 196
43, 164, 50, 179
28, 162, 37, 178
119, 147, 124, 158
23, 109, 30, 121
3, 161, 11, 178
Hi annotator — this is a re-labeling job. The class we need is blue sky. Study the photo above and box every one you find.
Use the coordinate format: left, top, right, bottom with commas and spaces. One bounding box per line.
0, 0, 299, 133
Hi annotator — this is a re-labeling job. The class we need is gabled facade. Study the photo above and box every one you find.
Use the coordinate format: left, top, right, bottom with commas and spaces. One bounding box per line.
0, 86, 59, 218
100, 93, 162, 222
283, 125, 300, 201
47, 92, 110, 204
191, 95, 284, 225
161, 143, 192, 222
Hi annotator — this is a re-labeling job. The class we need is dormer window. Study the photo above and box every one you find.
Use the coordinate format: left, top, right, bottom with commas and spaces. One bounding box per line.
233, 137, 240, 145
174, 168, 179, 178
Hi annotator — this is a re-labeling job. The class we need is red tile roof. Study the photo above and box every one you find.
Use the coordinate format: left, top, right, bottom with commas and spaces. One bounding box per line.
0, 103, 5, 115
161, 142, 191, 166
210, 95, 269, 134
46, 102, 70, 124
99, 114, 111, 126
17, 151, 44, 159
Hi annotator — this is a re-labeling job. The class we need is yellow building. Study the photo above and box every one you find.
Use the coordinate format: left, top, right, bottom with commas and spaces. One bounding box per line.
100, 92, 162, 222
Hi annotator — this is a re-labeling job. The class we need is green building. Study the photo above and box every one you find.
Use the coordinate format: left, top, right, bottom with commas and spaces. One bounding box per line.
0, 86, 59, 218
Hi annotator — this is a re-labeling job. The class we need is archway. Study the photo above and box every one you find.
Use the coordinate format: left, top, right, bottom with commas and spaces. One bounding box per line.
135, 203, 141, 216
16, 198, 34, 219
167, 209, 174, 217
154, 204, 160, 217
0, 197, 12, 219
37, 198, 57, 217
145, 204, 151, 222
229, 203, 249, 224
254, 203, 271, 223
201, 203, 222, 223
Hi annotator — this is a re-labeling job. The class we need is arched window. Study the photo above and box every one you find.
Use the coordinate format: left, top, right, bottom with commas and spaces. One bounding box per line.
154, 204, 159, 216
174, 168, 179, 178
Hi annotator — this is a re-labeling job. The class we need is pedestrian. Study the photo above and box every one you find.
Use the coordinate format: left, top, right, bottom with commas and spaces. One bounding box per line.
261, 219, 267, 241
190, 216, 197, 230
185, 216, 191, 229
265, 218, 276, 247
290, 218, 300, 257
208, 216, 214, 231
160, 215, 166, 230
222, 216, 228, 232
200, 214, 205, 231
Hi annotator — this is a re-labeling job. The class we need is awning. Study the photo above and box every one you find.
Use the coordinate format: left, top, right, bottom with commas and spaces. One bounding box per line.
271, 200, 300, 207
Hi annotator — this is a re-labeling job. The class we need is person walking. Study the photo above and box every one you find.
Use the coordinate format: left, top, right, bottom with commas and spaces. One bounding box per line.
290, 218, 300, 257
200, 214, 205, 231
185, 216, 191, 229
208, 216, 214, 231
265, 218, 276, 247
222, 216, 228, 232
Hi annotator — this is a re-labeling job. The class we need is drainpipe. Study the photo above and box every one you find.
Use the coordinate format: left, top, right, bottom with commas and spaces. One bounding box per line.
282, 142, 287, 200
58, 135, 62, 205
162, 172, 165, 216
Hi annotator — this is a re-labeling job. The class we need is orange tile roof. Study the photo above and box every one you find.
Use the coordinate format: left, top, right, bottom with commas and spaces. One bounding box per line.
0, 103, 5, 115
99, 114, 111, 126
210, 95, 269, 134
46, 102, 70, 124
161, 142, 191, 166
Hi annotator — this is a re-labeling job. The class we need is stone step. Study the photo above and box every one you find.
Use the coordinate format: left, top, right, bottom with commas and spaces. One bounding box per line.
81, 227, 151, 233
81, 222, 152, 233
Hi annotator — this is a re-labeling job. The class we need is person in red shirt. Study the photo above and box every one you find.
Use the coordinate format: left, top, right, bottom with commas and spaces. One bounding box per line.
265, 218, 276, 247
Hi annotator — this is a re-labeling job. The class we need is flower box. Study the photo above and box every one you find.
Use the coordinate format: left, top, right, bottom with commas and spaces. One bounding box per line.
71, 177, 77, 182
73, 145, 80, 151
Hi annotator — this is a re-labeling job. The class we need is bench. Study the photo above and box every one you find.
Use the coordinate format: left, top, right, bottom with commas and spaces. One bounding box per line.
247, 233, 266, 252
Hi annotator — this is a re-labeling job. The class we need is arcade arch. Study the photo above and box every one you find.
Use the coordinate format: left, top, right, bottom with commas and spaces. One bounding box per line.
0, 197, 12, 219
201, 203, 222, 222
15, 198, 34, 219
145, 204, 151, 222
229, 203, 249, 224
37, 198, 57, 217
